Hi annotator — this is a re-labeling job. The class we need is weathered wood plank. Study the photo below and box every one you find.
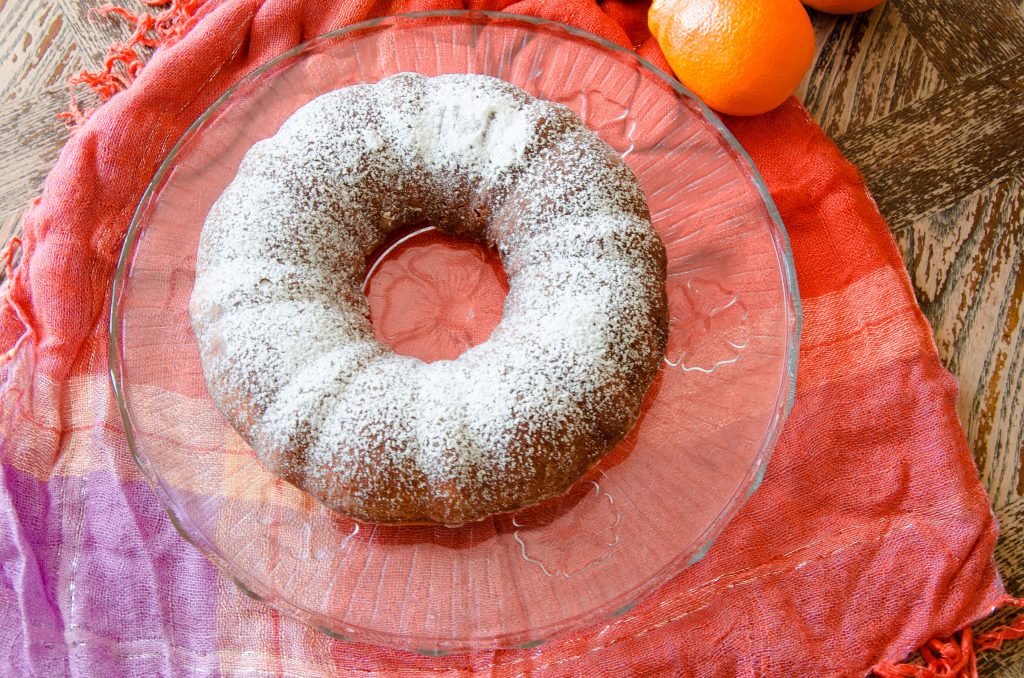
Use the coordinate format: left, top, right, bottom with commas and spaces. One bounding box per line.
0, 210, 23, 255
891, 0, 1024, 82
0, 83, 70, 215
0, 0, 133, 105
55, 0, 147, 78
0, 0, 78, 102
995, 495, 1024, 605
976, 496, 1024, 675
986, 661, 1024, 678
975, 605, 1024, 676
801, 2, 945, 139
894, 176, 1024, 509
0, 0, 130, 249
838, 57, 1024, 229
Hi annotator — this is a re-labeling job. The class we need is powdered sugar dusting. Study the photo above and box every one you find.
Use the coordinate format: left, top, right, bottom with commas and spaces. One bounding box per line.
190, 73, 667, 524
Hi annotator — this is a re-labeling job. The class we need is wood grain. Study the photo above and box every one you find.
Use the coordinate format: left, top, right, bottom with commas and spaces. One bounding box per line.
977, 496, 1024, 676
0, 0, 134, 247
801, 2, 943, 139
837, 57, 1024, 229
0, 0, 76, 101
55, 0, 143, 71
1, 1, 1024, 674
0, 83, 70, 216
892, 0, 1024, 81
894, 177, 1024, 507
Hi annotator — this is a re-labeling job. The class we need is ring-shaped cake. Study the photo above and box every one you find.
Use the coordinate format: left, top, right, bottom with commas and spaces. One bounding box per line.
189, 73, 668, 525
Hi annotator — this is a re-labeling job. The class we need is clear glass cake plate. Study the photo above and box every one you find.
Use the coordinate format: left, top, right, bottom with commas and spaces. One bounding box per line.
109, 10, 801, 654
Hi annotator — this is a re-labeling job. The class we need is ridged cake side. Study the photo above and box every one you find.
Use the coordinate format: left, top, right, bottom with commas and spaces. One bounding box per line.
190, 73, 668, 525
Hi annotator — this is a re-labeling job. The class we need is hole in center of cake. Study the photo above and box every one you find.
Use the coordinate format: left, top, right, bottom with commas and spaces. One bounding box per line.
363, 223, 509, 363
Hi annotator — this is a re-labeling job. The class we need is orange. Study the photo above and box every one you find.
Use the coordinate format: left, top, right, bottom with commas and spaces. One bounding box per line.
802, 0, 883, 13
649, 0, 815, 116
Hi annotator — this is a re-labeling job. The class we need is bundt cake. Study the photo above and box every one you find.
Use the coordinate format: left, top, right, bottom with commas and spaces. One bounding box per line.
189, 73, 668, 525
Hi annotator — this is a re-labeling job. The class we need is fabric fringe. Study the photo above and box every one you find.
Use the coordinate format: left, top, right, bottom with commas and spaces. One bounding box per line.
59, 0, 205, 128
871, 596, 1024, 677
0, 236, 34, 370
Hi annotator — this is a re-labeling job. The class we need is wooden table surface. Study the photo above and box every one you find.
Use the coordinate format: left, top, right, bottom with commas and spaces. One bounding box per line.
1, 0, 1022, 672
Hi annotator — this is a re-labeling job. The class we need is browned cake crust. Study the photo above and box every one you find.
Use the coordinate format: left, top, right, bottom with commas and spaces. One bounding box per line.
190, 73, 668, 525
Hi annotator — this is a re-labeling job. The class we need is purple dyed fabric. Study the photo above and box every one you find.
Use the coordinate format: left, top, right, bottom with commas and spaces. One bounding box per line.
0, 464, 218, 676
